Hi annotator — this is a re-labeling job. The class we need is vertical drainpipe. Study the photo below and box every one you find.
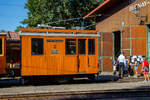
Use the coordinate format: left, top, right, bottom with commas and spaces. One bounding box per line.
101, 32, 103, 72
121, 28, 123, 53
130, 25, 132, 56
146, 25, 149, 62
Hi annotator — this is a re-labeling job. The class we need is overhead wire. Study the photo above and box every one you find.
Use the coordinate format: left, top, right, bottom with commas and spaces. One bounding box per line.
42, 14, 102, 29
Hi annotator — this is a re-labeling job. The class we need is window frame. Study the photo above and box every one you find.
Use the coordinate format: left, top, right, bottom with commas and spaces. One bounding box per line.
31, 38, 44, 55
88, 39, 95, 55
78, 39, 86, 55
65, 39, 76, 55
0, 38, 4, 56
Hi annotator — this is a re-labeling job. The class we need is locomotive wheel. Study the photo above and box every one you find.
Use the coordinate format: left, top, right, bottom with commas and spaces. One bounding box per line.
8, 70, 15, 77
88, 74, 95, 80
20, 78, 25, 85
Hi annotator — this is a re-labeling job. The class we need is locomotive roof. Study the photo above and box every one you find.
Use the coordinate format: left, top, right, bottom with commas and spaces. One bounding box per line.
19, 28, 99, 37
19, 28, 97, 34
0, 32, 7, 35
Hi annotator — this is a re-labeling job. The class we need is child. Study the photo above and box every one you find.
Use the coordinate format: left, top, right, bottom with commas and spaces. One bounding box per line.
141, 57, 149, 82
112, 58, 117, 76
134, 58, 140, 78
124, 56, 129, 77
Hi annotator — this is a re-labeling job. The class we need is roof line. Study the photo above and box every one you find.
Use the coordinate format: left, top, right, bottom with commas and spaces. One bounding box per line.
83, 0, 110, 19
19, 28, 97, 33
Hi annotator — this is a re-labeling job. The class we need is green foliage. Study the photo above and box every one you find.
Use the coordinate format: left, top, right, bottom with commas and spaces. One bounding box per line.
15, 26, 24, 32
21, 0, 105, 29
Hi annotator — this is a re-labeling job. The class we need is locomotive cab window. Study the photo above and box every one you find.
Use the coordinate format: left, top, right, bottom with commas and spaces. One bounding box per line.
0, 39, 2, 55
88, 39, 95, 55
78, 39, 86, 54
66, 39, 76, 55
31, 38, 44, 55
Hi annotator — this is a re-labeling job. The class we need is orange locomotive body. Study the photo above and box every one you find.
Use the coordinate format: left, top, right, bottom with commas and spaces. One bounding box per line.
0, 33, 6, 75
0, 28, 100, 82
20, 28, 99, 78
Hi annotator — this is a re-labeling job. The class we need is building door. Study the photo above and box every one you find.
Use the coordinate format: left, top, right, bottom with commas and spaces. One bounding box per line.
121, 25, 147, 56
121, 25, 147, 73
99, 32, 113, 72
113, 31, 121, 58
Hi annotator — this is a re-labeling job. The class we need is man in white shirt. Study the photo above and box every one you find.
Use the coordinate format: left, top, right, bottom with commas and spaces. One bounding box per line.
118, 52, 125, 78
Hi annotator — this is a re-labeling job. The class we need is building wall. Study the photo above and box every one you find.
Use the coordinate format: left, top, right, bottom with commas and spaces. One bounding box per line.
96, 0, 149, 72
96, 0, 150, 33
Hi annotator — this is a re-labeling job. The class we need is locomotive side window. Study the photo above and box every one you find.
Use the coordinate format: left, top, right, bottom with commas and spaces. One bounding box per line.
0, 39, 2, 55
66, 39, 76, 55
78, 39, 86, 54
31, 38, 44, 55
88, 39, 95, 55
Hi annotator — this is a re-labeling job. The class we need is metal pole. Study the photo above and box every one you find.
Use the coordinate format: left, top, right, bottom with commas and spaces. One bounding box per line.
130, 25, 132, 56
101, 32, 103, 72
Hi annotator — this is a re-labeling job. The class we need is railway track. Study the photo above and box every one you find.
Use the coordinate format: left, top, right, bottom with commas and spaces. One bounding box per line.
1, 88, 150, 100
0, 75, 148, 99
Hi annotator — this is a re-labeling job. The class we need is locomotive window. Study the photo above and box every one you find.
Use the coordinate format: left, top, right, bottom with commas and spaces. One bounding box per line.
66, 39, 76, 55
31, 38, 44, 55
88, 39, 95, 55
0, 39, 2, 55
78, 39, 86, 54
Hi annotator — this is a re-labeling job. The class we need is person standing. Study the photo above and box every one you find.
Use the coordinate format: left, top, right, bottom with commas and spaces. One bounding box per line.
141, 57, 149, 82
112, 58, 117, 76
118, 52, 125, 78
124, 56, 129, 77
134, 57, 140, 78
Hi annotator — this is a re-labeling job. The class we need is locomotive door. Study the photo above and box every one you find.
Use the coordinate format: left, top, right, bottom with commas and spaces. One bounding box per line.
46, 39, 64, 75
77, 39, 87, 73
65, 38, 97, 74
65, 38, 87, 74
78, 38, 97, 73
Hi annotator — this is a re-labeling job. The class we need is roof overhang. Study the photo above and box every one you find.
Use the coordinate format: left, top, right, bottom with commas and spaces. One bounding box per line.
83, 0, 124, 19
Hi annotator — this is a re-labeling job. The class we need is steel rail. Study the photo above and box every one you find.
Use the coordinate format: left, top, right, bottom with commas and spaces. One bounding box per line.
1, 88, 150, 99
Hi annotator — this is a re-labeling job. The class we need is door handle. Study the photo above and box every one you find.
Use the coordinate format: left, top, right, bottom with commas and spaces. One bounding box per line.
77, 55, 80, 72
88, 56, 90, 67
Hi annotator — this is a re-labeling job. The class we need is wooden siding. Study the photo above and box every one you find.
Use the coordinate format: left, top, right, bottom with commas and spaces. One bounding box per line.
0, 36, 6, 74
99, 32, 113, 71
122, 26, 147, 56
21, 36, 98, 76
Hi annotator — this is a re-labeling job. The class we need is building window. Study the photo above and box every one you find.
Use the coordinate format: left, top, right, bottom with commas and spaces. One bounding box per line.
0, 39, 2, 55
31, 38, 44, 55
88, 39, 95, 55
66, 39, 76, 55
78, 39, 86, 54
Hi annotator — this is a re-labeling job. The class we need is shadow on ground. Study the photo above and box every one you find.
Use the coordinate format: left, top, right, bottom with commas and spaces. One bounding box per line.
0, 75, 119, 87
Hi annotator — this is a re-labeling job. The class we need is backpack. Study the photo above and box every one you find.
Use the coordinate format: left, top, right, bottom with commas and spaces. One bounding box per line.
144, 60, 149, 67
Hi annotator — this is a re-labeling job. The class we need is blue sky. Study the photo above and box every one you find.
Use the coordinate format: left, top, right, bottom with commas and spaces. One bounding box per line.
0, 0, 27, 31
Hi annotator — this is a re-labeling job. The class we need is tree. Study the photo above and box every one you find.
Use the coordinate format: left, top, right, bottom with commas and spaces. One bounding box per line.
21, 0, 105, 29
15, 26, 24, 32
